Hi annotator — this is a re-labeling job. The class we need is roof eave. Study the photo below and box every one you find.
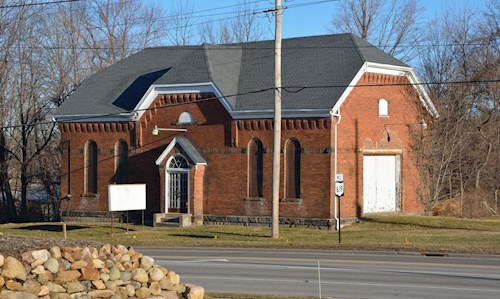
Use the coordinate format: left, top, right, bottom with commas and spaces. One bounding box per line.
52, 113, 136, 123
331, 62, 439, 118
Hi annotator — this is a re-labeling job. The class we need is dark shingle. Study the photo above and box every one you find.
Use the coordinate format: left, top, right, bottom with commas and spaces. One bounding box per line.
176, 136, 207, 164
55, 34, 408, 117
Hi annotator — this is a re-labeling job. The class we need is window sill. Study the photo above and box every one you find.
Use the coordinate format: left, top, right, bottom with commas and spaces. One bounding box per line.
81, 193, 99, 199
280, 198, 303, 203
243, 197, 266, 202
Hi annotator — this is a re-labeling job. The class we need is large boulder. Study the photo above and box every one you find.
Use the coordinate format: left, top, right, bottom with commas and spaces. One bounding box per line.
184, 284, 205, 299
1, 290, 38, 299
55, 270, 81, 284
2, 257, 27, 281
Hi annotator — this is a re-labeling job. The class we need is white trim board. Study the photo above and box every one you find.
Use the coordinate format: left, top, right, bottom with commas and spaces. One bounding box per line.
55, 62, 438, 123
331, 62, 439, 118
155, 137, 207, 166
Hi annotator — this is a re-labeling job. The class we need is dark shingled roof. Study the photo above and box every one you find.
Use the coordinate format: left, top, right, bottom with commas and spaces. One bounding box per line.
176, 136, 207, 164
55, 33, 408, 117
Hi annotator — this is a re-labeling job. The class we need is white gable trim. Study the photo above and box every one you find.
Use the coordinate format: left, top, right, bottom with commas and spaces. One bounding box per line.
133, 82, 332, 120
155, 137, 207, 166
134, 82, 234, 121
331, 62, 439, 118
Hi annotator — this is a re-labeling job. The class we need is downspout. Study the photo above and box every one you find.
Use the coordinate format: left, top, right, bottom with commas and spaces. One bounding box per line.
330, 108, 341, 230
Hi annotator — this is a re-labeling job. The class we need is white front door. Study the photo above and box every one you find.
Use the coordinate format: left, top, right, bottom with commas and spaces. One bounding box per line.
167, 171, 188, 213
166, 155, 190, 213
363, 155, 400, 213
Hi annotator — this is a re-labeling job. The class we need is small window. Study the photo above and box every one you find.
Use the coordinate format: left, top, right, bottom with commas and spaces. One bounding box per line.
379, 99, 388, 117
178, 112, 194, 124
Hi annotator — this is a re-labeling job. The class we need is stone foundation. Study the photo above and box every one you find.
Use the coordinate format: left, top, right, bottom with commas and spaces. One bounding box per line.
202, 215, 356, 229
61, 210, 123, 223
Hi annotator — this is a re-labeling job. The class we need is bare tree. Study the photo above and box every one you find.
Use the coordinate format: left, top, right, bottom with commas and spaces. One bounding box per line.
0, 0, 27, 222
167, 0, 196, 46
200, 20, 233, 44
199, 0, 267, 44
70, 0, 164, 71
230, 0, 266, 43
329, 0, 423, 61
415, 2, 499, 217
0, 0, 166, 222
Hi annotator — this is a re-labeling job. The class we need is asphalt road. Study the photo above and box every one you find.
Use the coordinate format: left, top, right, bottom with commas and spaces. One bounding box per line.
137, 247, 500, 299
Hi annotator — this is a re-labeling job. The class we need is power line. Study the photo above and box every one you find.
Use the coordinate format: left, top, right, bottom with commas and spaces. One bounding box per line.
1, 79, 498, 131
24, 0, 333, 47
16, 41, 496, 52
0, 0, 86, 9
83, 0, 332, 32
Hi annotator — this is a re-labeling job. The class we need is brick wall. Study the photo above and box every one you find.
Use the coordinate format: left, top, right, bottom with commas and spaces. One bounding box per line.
337, 72, 424, 216
60, 73, 426, 221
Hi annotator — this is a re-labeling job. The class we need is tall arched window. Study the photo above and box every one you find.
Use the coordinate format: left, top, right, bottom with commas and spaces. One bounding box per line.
114, 140, 128, 184
285, 138, 301, 198
248, 138, 264, 198
84, 140, 98, 194
379, 99, 389, 117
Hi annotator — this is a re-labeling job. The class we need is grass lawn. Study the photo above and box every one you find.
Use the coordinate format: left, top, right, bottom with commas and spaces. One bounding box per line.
0, 215, 499, 254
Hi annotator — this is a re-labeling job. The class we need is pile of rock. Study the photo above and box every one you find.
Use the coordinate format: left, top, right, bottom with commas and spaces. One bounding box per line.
0, 244, 204, 299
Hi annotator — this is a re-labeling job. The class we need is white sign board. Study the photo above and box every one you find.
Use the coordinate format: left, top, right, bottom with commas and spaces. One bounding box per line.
108, 184, 146, 212
335, 182, 344, 197
335, 173, 344, 197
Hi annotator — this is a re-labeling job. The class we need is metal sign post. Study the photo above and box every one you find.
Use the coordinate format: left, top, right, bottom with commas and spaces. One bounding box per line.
335, 174, 344, 243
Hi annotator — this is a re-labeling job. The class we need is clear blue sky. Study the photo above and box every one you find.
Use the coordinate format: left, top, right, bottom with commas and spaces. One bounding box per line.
158, 0, 492, 39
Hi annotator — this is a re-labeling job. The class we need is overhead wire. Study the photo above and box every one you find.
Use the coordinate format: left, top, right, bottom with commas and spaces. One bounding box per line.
3, 0, 494, 51
15, 41, 497, 52
1, 78, 498, 131
4, 0, 335, 48
0, 0, 86, 9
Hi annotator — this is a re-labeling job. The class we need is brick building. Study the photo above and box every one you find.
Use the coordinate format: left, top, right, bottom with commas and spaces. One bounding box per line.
54, 34, 437, 227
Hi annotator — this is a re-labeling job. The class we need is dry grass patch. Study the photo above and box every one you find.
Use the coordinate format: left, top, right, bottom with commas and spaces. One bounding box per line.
0, 215, 499, 254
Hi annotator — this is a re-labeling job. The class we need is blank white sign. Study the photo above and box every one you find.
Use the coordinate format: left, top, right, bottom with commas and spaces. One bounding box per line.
108, 184, 146, 211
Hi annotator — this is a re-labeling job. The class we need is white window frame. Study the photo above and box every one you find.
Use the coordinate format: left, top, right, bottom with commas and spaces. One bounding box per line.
378, 99, 389, 117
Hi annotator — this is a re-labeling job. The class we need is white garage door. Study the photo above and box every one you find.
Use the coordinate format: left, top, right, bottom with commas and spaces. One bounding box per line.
363, 155, 400, 213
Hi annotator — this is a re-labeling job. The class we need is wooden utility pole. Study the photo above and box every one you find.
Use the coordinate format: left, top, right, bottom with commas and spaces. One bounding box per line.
272, 0, 282, 239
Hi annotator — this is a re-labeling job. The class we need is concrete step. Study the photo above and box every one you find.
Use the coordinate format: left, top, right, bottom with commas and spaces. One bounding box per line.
153, 213, 192, 227
155, 221, 181, 228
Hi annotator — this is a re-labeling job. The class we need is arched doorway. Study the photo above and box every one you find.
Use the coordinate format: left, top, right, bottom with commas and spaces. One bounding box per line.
166, 155, 189, 213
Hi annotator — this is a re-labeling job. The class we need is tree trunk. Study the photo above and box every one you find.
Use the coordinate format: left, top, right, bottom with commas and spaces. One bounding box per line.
0, 132, 18, 222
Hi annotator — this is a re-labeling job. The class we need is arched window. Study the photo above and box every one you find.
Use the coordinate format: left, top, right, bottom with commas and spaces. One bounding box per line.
379, 99, 389, 117
84, 140, 98, 194
248, 138, 263, 198
168, 155, 189, 169
285, 138, 301, 198
178, 112, 194, 125
114, 140, 128, 184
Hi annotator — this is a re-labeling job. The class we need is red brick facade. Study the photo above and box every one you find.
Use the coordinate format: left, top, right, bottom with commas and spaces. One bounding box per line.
59, 72, 427, 224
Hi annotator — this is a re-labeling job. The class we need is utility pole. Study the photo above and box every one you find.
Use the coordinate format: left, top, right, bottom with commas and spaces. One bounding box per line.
272, 0, 282, 239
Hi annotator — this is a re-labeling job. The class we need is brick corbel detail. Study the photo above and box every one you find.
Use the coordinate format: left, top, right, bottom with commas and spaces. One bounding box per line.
236, 118, 330, 131
61, 122, 134, 133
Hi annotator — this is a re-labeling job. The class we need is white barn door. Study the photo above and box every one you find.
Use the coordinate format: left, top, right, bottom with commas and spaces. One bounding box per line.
363, 155, 400, 213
